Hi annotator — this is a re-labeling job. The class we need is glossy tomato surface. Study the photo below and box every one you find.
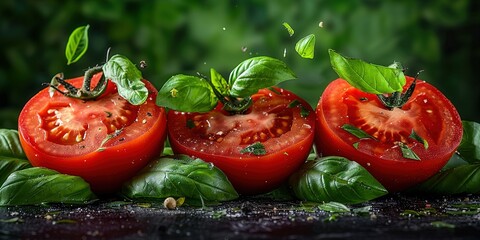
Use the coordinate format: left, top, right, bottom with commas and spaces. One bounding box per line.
168, 87, 315, 195
18, 74, 167, 194
315, 77, 462, 192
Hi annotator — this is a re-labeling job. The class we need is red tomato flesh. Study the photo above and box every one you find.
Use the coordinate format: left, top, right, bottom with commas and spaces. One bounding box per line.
168, 87, 315, 194
315, 77, 463, 192
18, 74, 167, 194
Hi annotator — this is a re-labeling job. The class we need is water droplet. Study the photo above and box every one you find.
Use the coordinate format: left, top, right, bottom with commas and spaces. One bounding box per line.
241, 46, 248, 52
319, 21, 324, 28
222, 27, 226, 31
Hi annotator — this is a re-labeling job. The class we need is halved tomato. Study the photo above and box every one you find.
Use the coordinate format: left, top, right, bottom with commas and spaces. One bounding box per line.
18, 74, 167, 194
315, 76, 463, 192
167, 87, 315, 194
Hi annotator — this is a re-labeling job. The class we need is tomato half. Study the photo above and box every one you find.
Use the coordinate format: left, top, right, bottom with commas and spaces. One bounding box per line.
167, 87, 315, 195
315, 77, 462, 192
18, 74, 167, 194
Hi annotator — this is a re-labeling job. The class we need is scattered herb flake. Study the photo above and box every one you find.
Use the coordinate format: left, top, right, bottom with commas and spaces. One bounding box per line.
240, 142, 267, 155
353, 142, 360, 149
282, 22, 295, 36
431, 221, 455, 229
288, 99, 301, 108
398, 142, 421, 160
318, 202, 351, 213
342, 124, 376, 140
0, 217, 22, 223
409, 129, 429, 149
186, 119, 195, 129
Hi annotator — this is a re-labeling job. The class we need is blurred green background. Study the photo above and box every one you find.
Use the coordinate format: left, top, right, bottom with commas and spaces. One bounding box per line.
1, 0, 479, 129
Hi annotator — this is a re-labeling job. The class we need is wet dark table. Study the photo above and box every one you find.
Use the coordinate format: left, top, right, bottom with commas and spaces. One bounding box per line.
1, 194, 479, 239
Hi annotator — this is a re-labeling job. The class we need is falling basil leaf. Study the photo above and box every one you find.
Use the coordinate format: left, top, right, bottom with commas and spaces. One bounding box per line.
295, 34, 315, 59
156, 74, 218, 113
409, 129, 429, 149
102, 54, 148, 105
240, 142, 267, 156
282, 22, 295, 36
228, 56, 296, 97
329, 49, 406, 94
65, 25, 89, 65
121, 155, 238, 206
289, 156, 388, 204
0, 167, 97, 206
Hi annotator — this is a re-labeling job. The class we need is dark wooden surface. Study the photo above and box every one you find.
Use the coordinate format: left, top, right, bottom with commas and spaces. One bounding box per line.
1, 194, 479, 239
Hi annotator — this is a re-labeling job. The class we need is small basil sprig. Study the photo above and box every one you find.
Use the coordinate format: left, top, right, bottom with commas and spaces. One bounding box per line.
0, 167, 97, 206
48, 25, 148, 105
157, 56, 296, 114
288, 156, 388, 204
121, 155, 239, 206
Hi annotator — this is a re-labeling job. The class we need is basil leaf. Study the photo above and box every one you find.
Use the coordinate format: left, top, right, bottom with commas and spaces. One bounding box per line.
295, 34, 315, 59
318, 202, 351, 213
103, 54, 148, 105
210, 68, 229, 96
398, 142, 421, 161
156, 74, 218, 113
411, 163, 480, 195
240, 142, 267, 155
282, 22, 295, 36
0, 129, 26, 159
329, 49, 406, 94
409, 129, 429, 149
228, 56, 296, 97
121, 155, 238, 206
0, 167, 97, 206
65, 25, 89, 65
341, 124, 376, 140
289, 156, 388, 204
458, 121, 480, 163
0, 157, 31, 186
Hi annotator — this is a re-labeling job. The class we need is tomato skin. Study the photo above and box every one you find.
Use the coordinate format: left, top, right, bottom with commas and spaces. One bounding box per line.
315, 77, 463, 192
18, 75, 167, 194
167, 87, 315, 195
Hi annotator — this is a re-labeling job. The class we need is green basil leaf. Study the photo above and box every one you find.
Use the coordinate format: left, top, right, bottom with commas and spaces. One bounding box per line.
228, 56, 296, 97
0, 167, 97, 206
103, 54, 147, 105
65, 25, 89, 65
398, 142, 421, 161
411, 163, 480, 195
409, 129, 429, 149
341, 124, 376, 140
156, 74, 218, 113
289, 156, 388, 204
458, 121, 480, 163
0, 129, 26, 159
329, 49, 406, 94
282, 22, 295, 36
295, 34, 315, 59
210, 68, 229, 96
121, 155, 238, 206
0, 157, 31, 186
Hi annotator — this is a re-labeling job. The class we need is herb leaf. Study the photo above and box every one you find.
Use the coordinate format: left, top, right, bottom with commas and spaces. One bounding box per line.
0, 157, 31, 187
282, 22, 295, 36
65, 25, 89, 65
398, 142, 421, 160
121, 155, 238, 206
341, 124, 376, 140
318, 202, 351, 213
210, 68, 229, 96
458, 120, 480, 163
409, 129, 429, 149
240, 142, 267, 155
289, 156, 388, 204
0, 167, 97, 206
156, 74, 218, 113
295, 34, 315, 59
0, 129, 26, 159
103, 54, 148, 105
329, 49, 406, 94
228, 56, 296, 97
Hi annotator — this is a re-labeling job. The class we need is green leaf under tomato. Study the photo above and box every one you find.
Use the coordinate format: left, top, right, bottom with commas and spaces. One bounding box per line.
228, 56, 296, 97
328, 49, 406, 94
156, 74, 218, 113
121, 155, 238, 206
65, 25, 89, 65
295, 34, 316, 59
102, 54, 148, 105
0, 129, 26, 159
458, 120, 480, 163
0, 167, 97, 206
0, 157, 31, 187
289, 156, 388, 204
